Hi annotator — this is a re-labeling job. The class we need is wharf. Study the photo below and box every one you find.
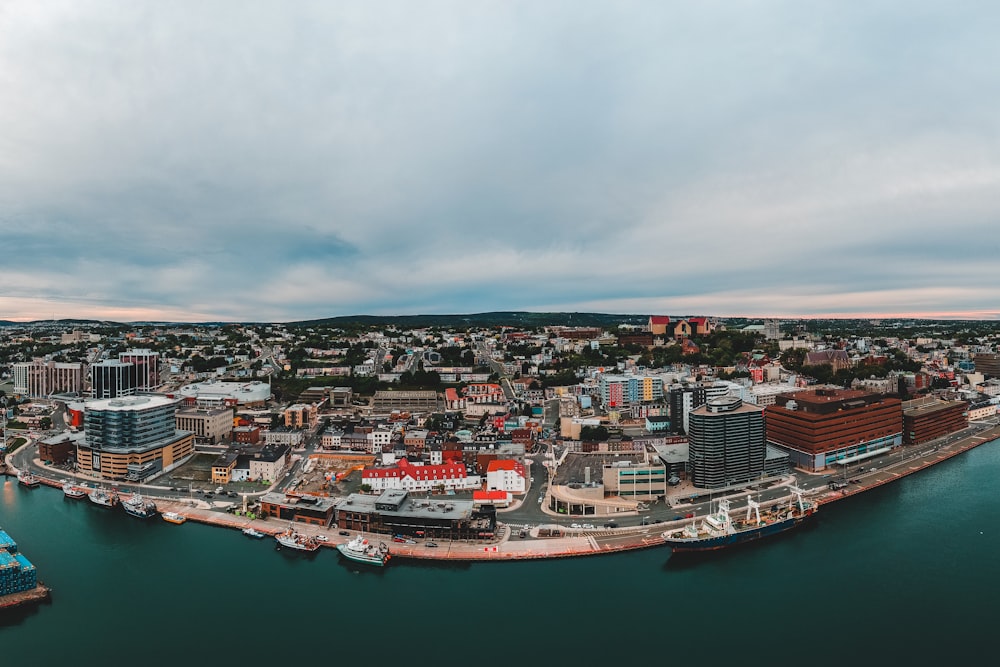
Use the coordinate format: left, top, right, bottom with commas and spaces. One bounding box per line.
7, 421, 999, 563
812, 422, 1000, 507
0, 583, 51, 611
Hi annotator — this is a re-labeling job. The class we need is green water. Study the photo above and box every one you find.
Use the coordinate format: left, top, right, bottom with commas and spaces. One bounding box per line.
3, 441, 999, 666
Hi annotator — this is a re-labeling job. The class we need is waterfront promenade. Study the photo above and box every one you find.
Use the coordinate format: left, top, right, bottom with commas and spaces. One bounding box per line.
5, 420, 999, 563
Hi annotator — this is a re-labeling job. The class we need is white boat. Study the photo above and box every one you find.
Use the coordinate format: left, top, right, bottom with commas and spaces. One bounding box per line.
122, 492, 158, 519
88, 487, 119, 508
242, 527, 266, 539
336, 535, 391, 567
62, 482, 88, 499
162, 512, 187, 525
17, 471, 40, 488
274, 528, 320, 552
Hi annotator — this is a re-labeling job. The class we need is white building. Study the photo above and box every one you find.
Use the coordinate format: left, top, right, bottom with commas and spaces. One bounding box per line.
485, 459, 526, 494
362, 459, 480, 493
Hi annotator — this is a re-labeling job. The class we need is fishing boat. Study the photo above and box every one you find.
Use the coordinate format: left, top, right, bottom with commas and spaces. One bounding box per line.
122, 492, 158, 519
242, 527, 266, 539
336, 535, 391, 567
17, 471, 40, 488
88, 487, 119, 508
62, 481, 88, 499
661, 486, 817, 553
274, 528, 320, 552
161, 512, 187, 525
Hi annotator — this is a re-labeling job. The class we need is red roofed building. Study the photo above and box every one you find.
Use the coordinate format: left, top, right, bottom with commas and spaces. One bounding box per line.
485, 459, 526, 494
362, 458, 481, 493
444, 387, 465, 410
648, 316, 671, 336
473, 489, 512, 508
688, 317, 716, 335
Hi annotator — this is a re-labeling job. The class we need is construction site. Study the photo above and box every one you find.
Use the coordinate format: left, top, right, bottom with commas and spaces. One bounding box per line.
288, 452, 374, 495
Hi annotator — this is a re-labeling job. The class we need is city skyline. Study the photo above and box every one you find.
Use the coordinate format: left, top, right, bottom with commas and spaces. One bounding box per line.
3, 2, 1000, 323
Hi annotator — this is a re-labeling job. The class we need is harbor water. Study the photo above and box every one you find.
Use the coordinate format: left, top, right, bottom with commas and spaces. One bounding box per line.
3, 439, 999, 666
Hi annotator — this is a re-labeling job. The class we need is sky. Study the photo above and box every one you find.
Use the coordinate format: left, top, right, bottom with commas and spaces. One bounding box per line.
2, 1, 1000, 323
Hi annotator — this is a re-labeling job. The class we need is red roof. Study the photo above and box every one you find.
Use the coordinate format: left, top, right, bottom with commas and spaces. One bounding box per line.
363, 458, 468, 481
689, 316, 707, 326
649, 316, 671, 325
473, 490, 510, 501
486, 459, 526, 477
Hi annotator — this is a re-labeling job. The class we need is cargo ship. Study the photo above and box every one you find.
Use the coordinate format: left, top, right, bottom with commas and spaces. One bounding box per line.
274, 528, 320, 552
661, 487, 816, 553
122, 492, 158, 519
0, 526, 49, 611
336, 535, 391, 567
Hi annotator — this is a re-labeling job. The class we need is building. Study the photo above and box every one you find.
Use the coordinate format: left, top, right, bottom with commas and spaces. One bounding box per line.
90, 360, 136, 399
973, 353, 1000, 378
118, 349, 160, 391
175, 406, 234, 445
264, 428, 303, 448
177, 380, 272, 406
902, 397, 968, 445
76, 395, 194, 482
803, 349, 851, 372
260, 491, 337, 526
361, 458, 480, 493
283, 403, 318, 429
765, 388, 903, 472
233, 425, 261, 444
372, 390, 438, 413
602, 460, 667, 500
246, 444, 290, 482
485, 459, 526, 494
668, 384, 707, 434
211, 451, 239, 484
598, 374, 665, 409
12, 359, 86, 397
648, 316, 671, 336
38, 430, 86, 464
688, 396, 765, 489
334, 490, 496, 541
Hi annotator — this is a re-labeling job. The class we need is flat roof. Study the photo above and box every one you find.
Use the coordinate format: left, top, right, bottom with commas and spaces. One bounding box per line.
337, 493, 475, 520
86, 395, 178, 412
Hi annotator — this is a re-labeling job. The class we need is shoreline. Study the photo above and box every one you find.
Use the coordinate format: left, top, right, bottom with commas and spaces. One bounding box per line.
7, 422, 999, 563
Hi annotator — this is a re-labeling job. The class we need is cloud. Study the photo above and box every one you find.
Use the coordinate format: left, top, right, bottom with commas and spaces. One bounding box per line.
2, 1, 1000, 321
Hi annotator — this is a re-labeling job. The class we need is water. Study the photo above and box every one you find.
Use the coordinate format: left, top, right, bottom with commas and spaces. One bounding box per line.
3, 441, 999, 666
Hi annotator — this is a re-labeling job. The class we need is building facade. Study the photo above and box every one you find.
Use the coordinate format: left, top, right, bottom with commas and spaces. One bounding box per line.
118, 349, 160, 391
688, 396, 765, 489
765, 388, 903, 471
902, 397, 968, 445
77, 395, 194, 481
90, 360, 136, 399
12, 360, 86, 397
175, 406, 234, 445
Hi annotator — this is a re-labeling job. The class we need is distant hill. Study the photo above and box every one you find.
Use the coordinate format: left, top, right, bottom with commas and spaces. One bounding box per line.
288, 311, 653, 329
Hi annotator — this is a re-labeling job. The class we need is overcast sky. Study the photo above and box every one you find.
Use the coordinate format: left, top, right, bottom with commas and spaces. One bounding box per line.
2, 1, 999, 322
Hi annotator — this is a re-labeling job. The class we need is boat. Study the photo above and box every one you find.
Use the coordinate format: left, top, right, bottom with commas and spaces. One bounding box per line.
162, 512, 187, 525
274, 528, 320, 552
17, 471, 40, 488
88, 487, 119, 508
242, 527, 266, 539
122, 492, 158, 519
62, 481, 88, 499
336, 535, 391, 566
661, 486, 817, 553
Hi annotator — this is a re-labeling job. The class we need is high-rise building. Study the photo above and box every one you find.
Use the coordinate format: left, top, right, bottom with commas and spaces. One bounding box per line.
118, 349, 160, 391
599, 374, 665, 409
90, 360, 135, 399
765, 388, 902, 472
11, 359, 85, 397
77, 395, 193, 481
668, 384, 707, 434
688, 396, 765, 489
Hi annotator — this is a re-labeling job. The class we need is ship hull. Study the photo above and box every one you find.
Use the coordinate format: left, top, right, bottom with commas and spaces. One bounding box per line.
665, 512, 815, 553
336, 546, 389, 567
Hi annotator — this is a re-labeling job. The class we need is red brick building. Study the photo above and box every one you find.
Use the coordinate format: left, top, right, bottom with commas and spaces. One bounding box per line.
765, 388, 903, 471
902, 397, 968, 445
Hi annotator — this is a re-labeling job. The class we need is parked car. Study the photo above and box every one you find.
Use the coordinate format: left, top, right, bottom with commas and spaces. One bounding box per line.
338, 530, 350, 536
315, 535, 329, 542
426, 542, 439, 547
